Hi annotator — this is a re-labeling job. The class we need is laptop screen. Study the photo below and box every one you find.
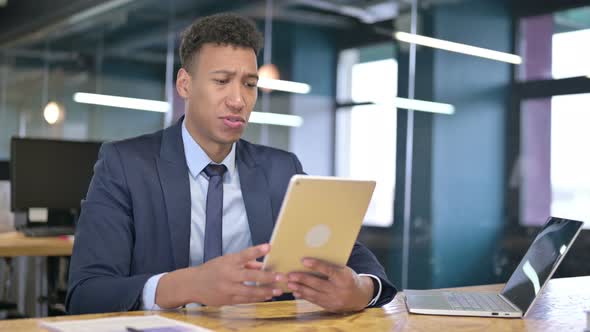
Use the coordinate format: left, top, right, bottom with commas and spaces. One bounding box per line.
500, 217, 583, 314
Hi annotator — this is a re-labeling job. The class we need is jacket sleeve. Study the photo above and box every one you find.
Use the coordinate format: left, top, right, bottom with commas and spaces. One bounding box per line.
347, 242, 397, 307
66, 143, 153, 314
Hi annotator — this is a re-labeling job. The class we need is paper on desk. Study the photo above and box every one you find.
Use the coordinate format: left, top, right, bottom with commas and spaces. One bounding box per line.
40, 315, 212, 332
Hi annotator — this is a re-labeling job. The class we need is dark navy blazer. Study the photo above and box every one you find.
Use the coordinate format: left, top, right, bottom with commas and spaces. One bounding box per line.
66, 119, 396, 314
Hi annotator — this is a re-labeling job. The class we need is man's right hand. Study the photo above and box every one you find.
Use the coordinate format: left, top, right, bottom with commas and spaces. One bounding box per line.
154, 244, 284, 308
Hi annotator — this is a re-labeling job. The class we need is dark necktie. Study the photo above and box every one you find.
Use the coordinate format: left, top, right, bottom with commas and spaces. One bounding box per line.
202, 163, 227, 263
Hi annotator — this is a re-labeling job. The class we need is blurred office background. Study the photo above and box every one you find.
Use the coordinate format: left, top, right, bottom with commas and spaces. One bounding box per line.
1, 0, 589, 318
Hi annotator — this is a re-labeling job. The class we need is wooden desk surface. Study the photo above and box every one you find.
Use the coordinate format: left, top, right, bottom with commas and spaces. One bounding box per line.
0, 231, 74, 257
1, 276, 588, 331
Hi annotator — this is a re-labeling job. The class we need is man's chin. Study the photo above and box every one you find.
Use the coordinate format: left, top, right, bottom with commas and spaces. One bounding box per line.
215, 135, 241, 145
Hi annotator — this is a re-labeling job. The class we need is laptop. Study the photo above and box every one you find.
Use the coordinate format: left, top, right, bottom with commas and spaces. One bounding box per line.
261, 175, 375, 292
404, 217, 584, 318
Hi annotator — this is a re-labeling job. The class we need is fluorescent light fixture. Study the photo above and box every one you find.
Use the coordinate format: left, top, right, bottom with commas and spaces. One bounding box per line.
67, 0, 136, 25
73, 92, 170, 113
391, 97, 455, 114
394, 31, 522, 65
249, 112, 303, 127
360, 97, 455, 115
73, 92, 303, 127
257, 78, 311, 94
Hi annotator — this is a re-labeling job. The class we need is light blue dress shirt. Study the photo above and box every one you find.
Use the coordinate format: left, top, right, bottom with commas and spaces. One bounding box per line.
142, 120, 252, 309
142, 120, 381, 309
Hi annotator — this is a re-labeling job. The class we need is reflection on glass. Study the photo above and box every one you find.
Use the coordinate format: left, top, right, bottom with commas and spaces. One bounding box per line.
501, 218, 583, 313
522, 260, 540, 295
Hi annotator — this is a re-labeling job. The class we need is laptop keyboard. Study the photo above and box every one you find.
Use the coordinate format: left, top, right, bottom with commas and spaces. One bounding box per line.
443, 292, 516, 312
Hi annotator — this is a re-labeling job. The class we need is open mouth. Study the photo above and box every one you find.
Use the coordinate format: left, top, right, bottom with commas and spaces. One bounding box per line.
222, 116, 246, 129
223, 116, 244, 123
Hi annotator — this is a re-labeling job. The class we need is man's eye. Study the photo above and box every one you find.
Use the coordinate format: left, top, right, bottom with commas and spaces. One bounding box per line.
245, 82, 258, 88
214, 79, 228, 84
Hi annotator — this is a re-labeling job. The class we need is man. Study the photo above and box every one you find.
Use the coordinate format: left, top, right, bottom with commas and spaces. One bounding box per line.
66, 13, 396, 314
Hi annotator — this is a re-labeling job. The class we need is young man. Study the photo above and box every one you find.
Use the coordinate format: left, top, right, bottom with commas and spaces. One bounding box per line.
66, 13, 396, 314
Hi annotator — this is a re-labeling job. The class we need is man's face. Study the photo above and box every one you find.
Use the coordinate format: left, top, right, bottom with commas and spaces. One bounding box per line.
178, 43, 258, 150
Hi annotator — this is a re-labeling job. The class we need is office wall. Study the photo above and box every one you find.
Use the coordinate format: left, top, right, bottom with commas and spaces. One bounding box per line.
290, 24, 337, 176
430, 0, 511, 288
391, 0, 512, 289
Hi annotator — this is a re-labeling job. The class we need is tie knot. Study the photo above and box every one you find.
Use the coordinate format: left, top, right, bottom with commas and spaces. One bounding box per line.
203, 163, 227, 178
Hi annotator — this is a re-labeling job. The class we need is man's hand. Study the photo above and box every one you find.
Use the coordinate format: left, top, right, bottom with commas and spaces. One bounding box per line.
287, 258, 374, 313
155, 244, 284, 308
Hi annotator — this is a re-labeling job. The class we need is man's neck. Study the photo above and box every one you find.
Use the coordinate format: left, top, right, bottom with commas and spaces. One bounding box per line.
202, 143, 232, 164
185, 123, 232, 163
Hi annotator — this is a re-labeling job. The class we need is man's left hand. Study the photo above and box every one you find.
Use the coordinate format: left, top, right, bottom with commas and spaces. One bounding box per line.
287, 258, 374, 313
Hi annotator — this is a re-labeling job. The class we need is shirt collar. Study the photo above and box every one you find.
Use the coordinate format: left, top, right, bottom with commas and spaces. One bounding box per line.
181, 118, 236, 180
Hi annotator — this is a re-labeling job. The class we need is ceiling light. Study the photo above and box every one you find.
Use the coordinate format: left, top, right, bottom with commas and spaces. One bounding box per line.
73, 92, 302, 127
257, 78, 311, 94
249, 112, 303, 127
258, 64, 280, 93
357, 97, 455, 115
43, 101, 65, 124
390, 97, 455, 114
394, 31, 522, 64
73, 92, 170, 113
259, 63, 280, 81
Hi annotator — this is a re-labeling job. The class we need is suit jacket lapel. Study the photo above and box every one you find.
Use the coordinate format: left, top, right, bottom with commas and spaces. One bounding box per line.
237, 141, 274, 246
156, 119, 191, 269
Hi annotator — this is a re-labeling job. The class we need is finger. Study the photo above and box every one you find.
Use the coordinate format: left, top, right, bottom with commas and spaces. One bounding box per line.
302, 258, 343, 281
288, 272, 332, 294
232, 244, 270, 265
244, 260, 263, 270
230, 284, 282, 301
236, 269, 283, 284
288, 282, 322, 304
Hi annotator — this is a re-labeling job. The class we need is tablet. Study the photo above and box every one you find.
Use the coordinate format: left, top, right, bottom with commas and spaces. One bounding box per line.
261, 175, 376, 292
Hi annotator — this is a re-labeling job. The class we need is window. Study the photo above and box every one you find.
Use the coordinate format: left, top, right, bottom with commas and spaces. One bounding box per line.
552, 28, 590, 79
335, 44, 396, 227
518, 6, 590, 81
517, 5, 590, 229
550, 93, 590, 226
520, 93, 590, 229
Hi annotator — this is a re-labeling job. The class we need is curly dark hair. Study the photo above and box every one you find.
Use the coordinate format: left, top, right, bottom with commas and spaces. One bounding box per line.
179, 13, 263, 71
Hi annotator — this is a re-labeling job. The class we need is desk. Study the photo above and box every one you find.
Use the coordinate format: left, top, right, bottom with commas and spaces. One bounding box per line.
0, 232, 73, 317
1, 276, 588, 331
0, 232, 73, 257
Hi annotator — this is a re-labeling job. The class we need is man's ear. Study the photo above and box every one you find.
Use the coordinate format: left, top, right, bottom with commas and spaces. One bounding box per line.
176, 68, 191, 98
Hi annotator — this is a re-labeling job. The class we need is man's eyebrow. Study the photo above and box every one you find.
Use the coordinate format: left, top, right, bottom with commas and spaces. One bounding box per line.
209, 70, 236, 75
208, 70, 258, 80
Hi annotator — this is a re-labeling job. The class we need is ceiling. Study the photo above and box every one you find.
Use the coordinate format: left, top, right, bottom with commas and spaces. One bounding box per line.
0, 0, 413, 66
2, 0, 589, 67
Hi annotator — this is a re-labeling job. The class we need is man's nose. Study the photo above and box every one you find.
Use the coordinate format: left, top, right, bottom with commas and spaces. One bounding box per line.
226, 84, 246, 110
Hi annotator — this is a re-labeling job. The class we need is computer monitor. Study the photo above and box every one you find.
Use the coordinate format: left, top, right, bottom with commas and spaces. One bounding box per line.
10, 137, 102, 215
0, 160, 8, 181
